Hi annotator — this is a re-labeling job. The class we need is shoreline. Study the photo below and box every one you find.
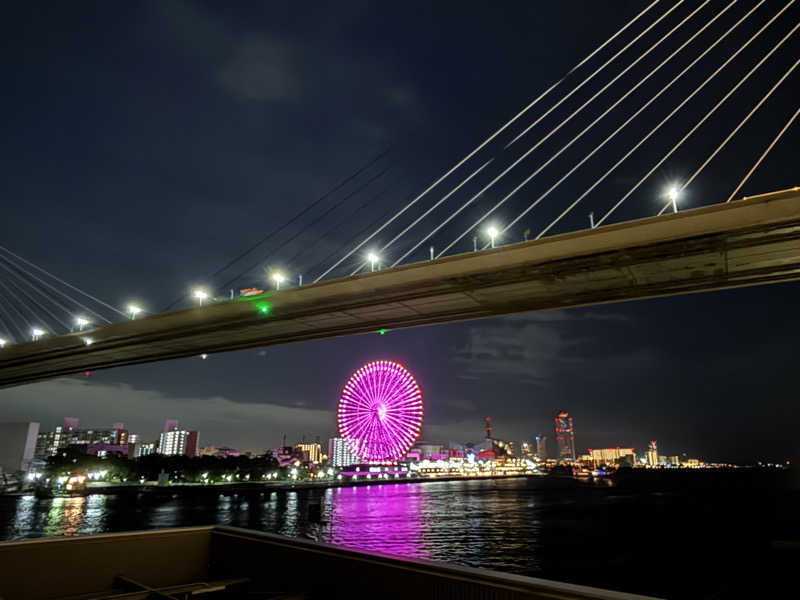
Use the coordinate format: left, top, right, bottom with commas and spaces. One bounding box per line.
2, 472, 540, 498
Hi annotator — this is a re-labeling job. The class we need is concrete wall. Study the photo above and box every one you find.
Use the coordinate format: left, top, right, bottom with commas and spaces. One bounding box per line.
0, 422, 39, 474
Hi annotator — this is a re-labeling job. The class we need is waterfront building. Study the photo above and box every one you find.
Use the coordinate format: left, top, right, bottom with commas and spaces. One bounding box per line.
328, 437, 358, 467
536, 435, 548, 460
131, 442, 156, 458
0, 422, 39, 475
295, 443, 323, 463
35, 425, 127, 459
554, 412, 576, 461
667, 455, 680, 466
158, 430, 199, 457
589, 447, 636, 466
647, 441, 658, 466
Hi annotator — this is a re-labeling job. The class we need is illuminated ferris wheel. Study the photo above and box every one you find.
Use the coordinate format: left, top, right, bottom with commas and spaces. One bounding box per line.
337, 360, 423, 463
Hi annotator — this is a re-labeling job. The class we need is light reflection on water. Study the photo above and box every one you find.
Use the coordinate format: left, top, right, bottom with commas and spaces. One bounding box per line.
0, 477, 772, 599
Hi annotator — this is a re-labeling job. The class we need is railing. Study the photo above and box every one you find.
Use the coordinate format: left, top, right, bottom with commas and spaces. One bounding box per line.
0, 525, 662, 600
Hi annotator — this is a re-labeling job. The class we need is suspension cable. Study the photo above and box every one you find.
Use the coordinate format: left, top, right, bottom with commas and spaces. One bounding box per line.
727, 105, 800, 202
602, 20, 800, 224
0, 272, 70, 331
0, 246, 126, 317
314, 1, 663, 282
438, 0, 738, 256
532, 0, 790, 234
505, 0, 684, 148
353, 158, 492, 273
0, 253, 113, 324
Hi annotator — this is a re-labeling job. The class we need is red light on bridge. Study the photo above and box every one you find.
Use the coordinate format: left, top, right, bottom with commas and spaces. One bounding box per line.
85, 371, 91, 377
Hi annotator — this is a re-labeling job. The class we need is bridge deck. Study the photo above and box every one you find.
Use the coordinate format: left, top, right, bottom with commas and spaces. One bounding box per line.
1, 189, 799, 388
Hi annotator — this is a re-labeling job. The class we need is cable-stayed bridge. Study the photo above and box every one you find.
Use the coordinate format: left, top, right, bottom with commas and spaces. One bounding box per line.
1, 1, 798, 387
1, 189, 799, 388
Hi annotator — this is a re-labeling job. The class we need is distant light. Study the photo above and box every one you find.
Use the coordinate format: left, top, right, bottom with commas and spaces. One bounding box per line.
127, 305, 143, 319
377, 328, 388, 335
200, 353, 208, 360
367, 251, 380, 272
192, 289, 209, 305
271, 272, 286, 290
83, 337, 93, 346
75, 316, 90, 330
31, 328, 45, 340
0, 338, 6, 348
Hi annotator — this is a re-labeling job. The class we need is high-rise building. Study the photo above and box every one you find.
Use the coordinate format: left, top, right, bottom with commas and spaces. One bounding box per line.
158, 430, 199, 457
295, 443, 323, 463
647, 440, 659, 466
554, 412, 576, 461
63, 417, 79, 432
163, 419, 179, 433
0, 423, 40, 474
536, 435, 548, 460
589, 447, 636, 465
35, 426, 122, 459
328, 437, 358, 467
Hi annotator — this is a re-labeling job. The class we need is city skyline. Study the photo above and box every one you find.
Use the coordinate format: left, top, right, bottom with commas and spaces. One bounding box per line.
0, 1, 797, 464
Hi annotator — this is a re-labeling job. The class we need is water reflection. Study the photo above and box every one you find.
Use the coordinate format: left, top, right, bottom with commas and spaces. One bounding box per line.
327, 483, 428, 558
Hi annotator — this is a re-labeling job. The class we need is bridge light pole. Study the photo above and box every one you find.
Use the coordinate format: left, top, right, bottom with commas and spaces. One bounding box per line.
127, 305, 143, 319
192, 289, 209, 305
367, 252, 379, 272
31, 328, 45, 341
667, 186, 680, 213
0, 338, 7, 348
272, 272, 286, 290
486, 225, 499, 248
75, 316, 90, 331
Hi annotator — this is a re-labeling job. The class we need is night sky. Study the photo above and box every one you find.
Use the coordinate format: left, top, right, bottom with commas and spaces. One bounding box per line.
1, 1, 798, 464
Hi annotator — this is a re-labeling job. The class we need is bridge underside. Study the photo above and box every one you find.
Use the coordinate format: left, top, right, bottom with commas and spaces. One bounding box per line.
1, 189, 799, 389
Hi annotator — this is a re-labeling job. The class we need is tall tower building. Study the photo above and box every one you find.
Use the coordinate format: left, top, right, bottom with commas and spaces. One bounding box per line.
484, 417, 492, 440
535, 435, 548, 460
647, 440, 659, 466
554, 412, 576, 461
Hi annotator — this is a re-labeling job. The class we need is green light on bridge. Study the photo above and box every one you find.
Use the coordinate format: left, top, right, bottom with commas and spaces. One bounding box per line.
256, 302, 271, 315
377, 328, 388, 335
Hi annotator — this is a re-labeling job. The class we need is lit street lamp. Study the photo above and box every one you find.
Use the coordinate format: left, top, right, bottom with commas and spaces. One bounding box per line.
667, 186, 680, 213
192, 289, 209, 305
486, 225, 499, 248
367, 252, 379, 272
31, 328, 45, 341
0, 338, 7, 348
272, 272, 286, 290
75, 316, 89, 331
127, 305, 143, 319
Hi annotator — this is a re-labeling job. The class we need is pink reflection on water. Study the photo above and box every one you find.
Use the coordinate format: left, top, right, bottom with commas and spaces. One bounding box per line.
326, 484, 429, 559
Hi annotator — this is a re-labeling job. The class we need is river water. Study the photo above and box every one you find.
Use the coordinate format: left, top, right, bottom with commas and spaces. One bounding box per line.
0, 477, 791, 598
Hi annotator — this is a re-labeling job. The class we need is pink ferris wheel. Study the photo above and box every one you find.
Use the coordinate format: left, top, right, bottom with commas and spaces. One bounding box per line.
338, 360, 423, 463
